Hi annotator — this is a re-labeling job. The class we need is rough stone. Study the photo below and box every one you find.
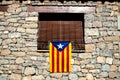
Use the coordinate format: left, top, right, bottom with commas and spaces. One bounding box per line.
7, 18, 17, 22
85, 44, 95, 52
12, 52, 26, 56
0, 74, 7, 80
1, 49, 11, 55
113, 59, 120, 65
78, 77, 86, 80
24, 67, 36, 75
89, 69, 100, 73
106, 57, 113, 64
110, 65, 118, 71
0, 26, 5, 30
86, 29, 99, 36
22, 76, 31, 80
100, 72, 108, 77
10, 74, 22, 80
100, 49, 112, 57
8, 33, 21, 38
61, 76, 68, 80
93, 21, 102, 27
69, 73, 78, 80
97, 57, 105, 63
79, 53, 92, 59
104, 36, 120, 41
26, 42, 37, 47
17, 27, 25, 32
31, 75, 45, 80
72, 65, 81, 72
86, 64, 95, 69
102, 64, 110, 72
26, 29, 37, 34
86, 73, 94, 80
15, 57, 25, 64
25, 17, 38, 21
109, 72, 120, 78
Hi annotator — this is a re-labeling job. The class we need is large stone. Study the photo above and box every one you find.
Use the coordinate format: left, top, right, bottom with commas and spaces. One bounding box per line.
12, 52, 26, 56
109, 72, 120, 78
69, 73, 78, 80
102, 64, 110, 72
15, 58, 25, 64
26, 29, 37, 34
106, 57, 113, 64
104, 36, 120, 41
1, 49, 11, 55
85, 44, 95, 52
79, 53, 92, 59
113, 59, 120, 65
31, 75, 45, 80
8, 33, 21, 38
100, 49, 112, 57
10, 74, 22, 80
24, 67, 36, 75
93, 21, 102, 27
22, 76, 31, 80
0, 74, 7, 80
86, 73, 94, 80
100, 72, 108, 77
86, 29, 99, 36
97, 57, 105, 63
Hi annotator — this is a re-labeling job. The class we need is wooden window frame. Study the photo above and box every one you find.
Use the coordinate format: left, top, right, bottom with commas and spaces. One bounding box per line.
0, 5, 8, 11
27, 6, 95, 52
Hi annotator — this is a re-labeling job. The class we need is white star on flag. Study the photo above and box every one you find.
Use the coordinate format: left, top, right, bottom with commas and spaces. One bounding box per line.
57, 43, 64, 49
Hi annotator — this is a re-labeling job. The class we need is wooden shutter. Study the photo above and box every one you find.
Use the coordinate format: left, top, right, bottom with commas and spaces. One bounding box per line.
38, 13, 85, 51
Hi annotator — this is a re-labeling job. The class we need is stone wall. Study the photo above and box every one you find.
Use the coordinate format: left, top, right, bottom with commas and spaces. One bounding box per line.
0, 1, 120, 80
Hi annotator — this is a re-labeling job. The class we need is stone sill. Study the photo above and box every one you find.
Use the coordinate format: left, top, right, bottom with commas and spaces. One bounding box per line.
37, 50, 85, 53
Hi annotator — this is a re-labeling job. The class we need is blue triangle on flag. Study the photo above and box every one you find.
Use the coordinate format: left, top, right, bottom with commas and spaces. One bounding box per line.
52, 41, 70, 52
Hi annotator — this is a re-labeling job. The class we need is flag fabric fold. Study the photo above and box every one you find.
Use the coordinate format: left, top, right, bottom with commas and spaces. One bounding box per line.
49, 41, 72, 72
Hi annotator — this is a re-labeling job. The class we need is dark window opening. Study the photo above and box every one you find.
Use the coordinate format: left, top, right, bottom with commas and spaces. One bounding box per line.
38, 13, 85, 52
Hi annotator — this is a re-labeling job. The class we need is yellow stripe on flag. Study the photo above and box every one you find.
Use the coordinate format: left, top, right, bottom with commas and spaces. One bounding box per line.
54, 47, 57, 72
69, 43, 72, 72
64, 47, 67, 72
49, 42, 52, 72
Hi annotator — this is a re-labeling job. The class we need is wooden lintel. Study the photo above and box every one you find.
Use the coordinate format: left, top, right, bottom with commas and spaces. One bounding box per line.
27, 6, 95, 13
0, 6, 8, 11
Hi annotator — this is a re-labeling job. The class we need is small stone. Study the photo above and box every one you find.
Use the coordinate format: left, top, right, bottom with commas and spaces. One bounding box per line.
119, 66, 120, 72
32, 75, 45, 80
1, 49, 11, 55
69, 73, 78, 80
12, 52, 26, 56
10, 74, 22, 80
25, 17, 38, 21
86, 73, 94, 80
72, 65, 81, 72
0, 26, 5, 30
22, 76, 31, 80
86, 29, 99, 36
112, 6, 118, 10
100, 49, 112, 57
78, 77, 86, 80
111, 65, 118, 71
106, 57, 113, 64
85, 44, 95, 52
79, 53, 92, 59
7, 18, 17, 22
16, 58, 25, 64
86, 64, 95, 69
26, 29, 37, 34
100, 72, 108, 77
104, 36, 119, 41
89, 69, 100, 73
26, 42, 37, 47
62, 76, 68, 80
50, 73, 62, 78
97, 57, 105, 63
17, 27, 25, 32
102, 64, 110, 72
113, 59, 120, 65
109, 72, 120, 78
19, 12, 28, 17
93, 21, 102, 27
24, 67, 36, 75
8, 33, 21, 38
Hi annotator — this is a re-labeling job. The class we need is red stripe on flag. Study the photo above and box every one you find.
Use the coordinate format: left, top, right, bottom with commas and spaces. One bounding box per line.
57, 50, 59, 72
62, 50, 64, 72
67, 45, 69, 72
52, 45, 54, 72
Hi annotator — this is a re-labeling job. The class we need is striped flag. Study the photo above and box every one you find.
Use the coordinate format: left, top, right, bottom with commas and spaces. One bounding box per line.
49, 41, 72, 72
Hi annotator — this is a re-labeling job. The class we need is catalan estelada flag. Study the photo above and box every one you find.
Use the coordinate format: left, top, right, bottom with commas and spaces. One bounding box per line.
49, 41, 72, 73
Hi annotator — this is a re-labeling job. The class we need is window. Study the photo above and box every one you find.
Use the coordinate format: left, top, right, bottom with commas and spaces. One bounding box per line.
38, 13, 85, 52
